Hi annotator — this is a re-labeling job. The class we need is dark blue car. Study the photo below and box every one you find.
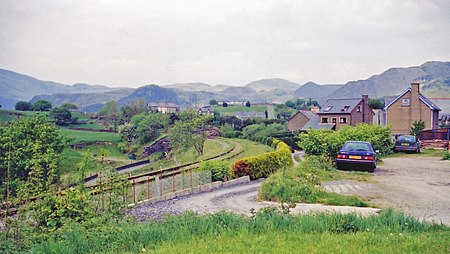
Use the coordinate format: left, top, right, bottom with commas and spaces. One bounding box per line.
336, 141, 377, 172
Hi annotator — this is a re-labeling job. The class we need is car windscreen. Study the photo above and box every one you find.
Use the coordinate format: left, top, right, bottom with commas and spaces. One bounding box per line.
397, 136, 416, 142
342, 142, 372, 152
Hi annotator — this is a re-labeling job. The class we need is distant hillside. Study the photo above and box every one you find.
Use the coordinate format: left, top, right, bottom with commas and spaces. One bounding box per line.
295, 82, 343, 99
329, 61, 450, 99
0, 69, 126, 109
30, 88, 134, 111
245, 78, 301, 91
164, 82, 230, 92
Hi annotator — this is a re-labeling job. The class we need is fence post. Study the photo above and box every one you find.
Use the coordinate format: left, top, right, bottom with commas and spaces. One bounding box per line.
172, 173, 175, 192
190, 168, 193, 188
147, 176, 151, 199
132, 179, 136, 205
182, 169, 185, 189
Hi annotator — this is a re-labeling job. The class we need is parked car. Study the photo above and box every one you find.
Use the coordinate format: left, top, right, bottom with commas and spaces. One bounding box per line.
336, 141, 377, 172
394, 135, 421, 153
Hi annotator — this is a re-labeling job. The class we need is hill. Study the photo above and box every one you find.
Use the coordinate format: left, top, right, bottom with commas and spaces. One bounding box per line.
0, 69, 128, 109
329, 61, 450, 99
245, 78, 301, 91
164, 82, 230, 92
295, 82, 343, 99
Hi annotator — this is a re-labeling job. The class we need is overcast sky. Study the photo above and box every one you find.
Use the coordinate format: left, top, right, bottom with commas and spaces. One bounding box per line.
1, 0, 449, 88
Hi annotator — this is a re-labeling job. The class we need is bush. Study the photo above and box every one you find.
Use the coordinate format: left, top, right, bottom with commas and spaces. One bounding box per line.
443, 151, 450, 160
198, 160, 231, 181
298, 123, 392, 159
232, 140, 292, 180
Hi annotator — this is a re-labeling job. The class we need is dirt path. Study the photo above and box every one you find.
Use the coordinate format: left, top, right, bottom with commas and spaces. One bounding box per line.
324, 156, 450, 225
128, 179, 380, 221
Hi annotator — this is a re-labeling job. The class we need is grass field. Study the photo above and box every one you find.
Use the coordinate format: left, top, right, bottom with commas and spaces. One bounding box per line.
23, 210, 449, 254
60, 129, 121, 144
228, 138, 274, 160
213, 105, 268, 115
0, 109, 49, 122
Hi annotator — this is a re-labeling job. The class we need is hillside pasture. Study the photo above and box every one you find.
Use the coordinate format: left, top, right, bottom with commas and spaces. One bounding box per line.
60, 129, 121, 145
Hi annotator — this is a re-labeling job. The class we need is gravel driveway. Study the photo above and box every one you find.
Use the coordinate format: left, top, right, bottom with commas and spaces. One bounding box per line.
324, 156, 450, 225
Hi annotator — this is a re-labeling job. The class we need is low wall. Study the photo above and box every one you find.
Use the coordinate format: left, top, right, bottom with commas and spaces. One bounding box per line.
129, 176, 250, 207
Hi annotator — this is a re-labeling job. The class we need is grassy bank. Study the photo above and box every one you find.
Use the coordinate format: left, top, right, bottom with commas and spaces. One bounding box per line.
14, 210, 448, 254
213, 105, 268, 115
260, 156, 369, 207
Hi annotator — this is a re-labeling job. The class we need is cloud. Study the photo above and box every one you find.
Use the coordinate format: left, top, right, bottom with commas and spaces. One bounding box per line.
0, 0, 449, 87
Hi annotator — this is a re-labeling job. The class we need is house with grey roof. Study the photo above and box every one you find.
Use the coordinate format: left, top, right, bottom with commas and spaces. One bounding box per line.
316, 95, 374, 130
384, 83, 441, 134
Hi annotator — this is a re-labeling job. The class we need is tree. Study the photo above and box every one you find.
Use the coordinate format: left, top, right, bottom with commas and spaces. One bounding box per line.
168, 110, 212, 156
222, 102, 228, 107
50, 107, 72, 125
118, 123, 137, 151
410, 120, 425, 137
209, 99, 218, 106
131, 112, 169, 144
368, 98, 384, 109
0, 115, 67, 197
15, 101, 33, 111
246, 101, 251, 107
77, 151, 96, 181
32, 100, 52, 111
122, 98, 147, 121
61, 103, 78, 110
97, 101, 121, 129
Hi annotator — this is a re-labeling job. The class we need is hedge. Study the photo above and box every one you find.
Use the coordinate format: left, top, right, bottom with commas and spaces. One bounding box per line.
232, 140, 292, 180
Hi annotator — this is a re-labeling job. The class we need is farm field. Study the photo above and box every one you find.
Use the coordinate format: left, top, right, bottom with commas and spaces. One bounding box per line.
60, 128, 121, 144
0, 109, 49, 122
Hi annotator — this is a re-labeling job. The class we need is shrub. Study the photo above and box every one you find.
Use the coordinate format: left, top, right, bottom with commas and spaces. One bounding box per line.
232, 140, 292, 180
443, 151, 450, 160
198, 160, 232, 182
298, 123, 392, 159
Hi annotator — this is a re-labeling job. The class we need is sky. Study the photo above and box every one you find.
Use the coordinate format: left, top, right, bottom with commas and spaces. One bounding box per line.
1, 0, 449, 88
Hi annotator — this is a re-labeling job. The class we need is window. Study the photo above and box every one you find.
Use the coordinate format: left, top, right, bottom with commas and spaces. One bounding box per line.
341, 105, 350, 112
332, 118, 337, 123
357, 106, 361, 112
323, 106, 332, 112
321, 117, 328, 123
402, 98, 410, 107
339, 117, 347, 123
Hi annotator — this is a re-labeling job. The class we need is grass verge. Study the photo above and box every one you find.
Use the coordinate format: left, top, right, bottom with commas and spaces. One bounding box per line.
16, 210, 449, 254
260, 156, 368, 207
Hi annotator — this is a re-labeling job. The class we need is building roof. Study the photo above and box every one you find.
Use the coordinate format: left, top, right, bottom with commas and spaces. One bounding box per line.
288, 110, 316, 121
318, 98, 362, 114
148, 102, 179, 108
384, 88, 441, 111
234, 112, 266, 119
300, 114, 336, 131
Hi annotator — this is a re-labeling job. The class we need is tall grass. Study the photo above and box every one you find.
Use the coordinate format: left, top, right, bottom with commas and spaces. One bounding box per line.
23, 210, 449, 253
60, 129, 121, 144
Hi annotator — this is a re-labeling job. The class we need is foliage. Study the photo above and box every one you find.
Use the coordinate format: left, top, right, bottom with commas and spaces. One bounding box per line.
284, 97, 319, 110
209, 99, 218, 106
198, 160, 231, 181
130, 112, 169, 144
117, 122, 137, 151
121, 98, 147, 121
260, 156, 367, 206
32, 100, 53, 111
21, 210, 448, 254
442, 151, 450, 160
241, 123, 287, 145
50, 107, 73, 125
410, 119, 425, 137
60, 103, 78, 109
232, 140, 292, 180
168, 110, 212, 156
97, 101, 121, 129
368, 98, 385, 109
76, 151, 96, 181
15, 101, 33, 111
0, 115, 67, 197
219, 123, 240, 138
298, 124, 392, 159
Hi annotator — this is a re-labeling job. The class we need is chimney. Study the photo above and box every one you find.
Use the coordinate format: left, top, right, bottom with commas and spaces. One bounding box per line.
310, 106, 320, 113
411, 82, 420, 98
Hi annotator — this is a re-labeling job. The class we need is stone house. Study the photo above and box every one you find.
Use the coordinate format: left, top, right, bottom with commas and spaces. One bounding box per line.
317, 95, 374, 130
148, 102, 180, 114
384, 83, 441, 135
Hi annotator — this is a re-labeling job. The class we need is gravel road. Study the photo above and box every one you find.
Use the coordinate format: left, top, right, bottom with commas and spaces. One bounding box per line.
324, 156, 450, 225
128, 179, 380, 222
